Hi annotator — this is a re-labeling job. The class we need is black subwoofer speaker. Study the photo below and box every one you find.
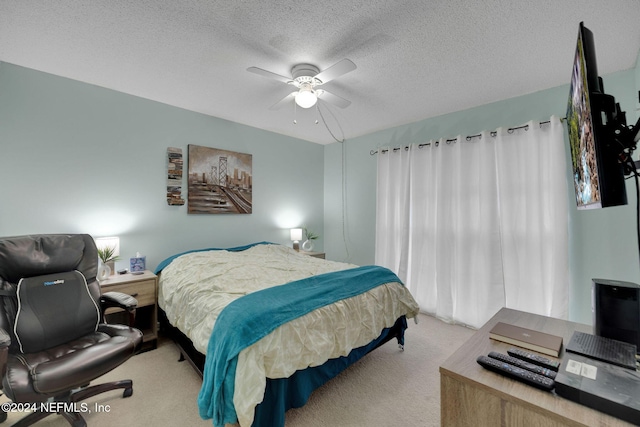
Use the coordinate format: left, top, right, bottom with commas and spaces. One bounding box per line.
593, 278, 640, 350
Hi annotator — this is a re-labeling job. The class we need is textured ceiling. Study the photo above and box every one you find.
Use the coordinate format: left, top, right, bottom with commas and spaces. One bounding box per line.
1, 1, 640, 144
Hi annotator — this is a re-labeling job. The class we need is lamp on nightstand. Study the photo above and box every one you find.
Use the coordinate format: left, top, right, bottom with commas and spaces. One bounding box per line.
290, 228, 303, 251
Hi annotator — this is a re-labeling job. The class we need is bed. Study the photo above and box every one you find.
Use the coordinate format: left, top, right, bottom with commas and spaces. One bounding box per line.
155, 242, 420, 427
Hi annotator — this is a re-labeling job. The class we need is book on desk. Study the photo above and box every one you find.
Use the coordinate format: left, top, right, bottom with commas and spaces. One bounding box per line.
489, 322, 563, 357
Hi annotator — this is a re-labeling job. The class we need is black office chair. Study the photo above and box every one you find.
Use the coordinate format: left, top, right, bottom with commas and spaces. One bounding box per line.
0, 234, 143, 426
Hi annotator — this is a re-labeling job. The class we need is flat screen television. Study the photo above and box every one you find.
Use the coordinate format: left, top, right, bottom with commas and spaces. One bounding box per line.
566, 22, 628, 209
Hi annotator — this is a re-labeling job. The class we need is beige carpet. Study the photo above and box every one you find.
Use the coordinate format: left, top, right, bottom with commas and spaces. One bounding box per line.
0, 314, 474, 426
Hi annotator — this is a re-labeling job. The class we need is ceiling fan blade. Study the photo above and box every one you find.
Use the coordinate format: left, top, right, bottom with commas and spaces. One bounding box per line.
269, 92, 296, 110
317, 90, 351, 108
247, 67, 292, 84
314, 59, 357, 84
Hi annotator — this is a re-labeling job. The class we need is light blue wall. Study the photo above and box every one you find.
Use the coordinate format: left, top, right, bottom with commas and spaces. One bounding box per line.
568, 71, 640, 324
2, 58, 638, 325
324, 67, 640, 325
0, 62, 324, 271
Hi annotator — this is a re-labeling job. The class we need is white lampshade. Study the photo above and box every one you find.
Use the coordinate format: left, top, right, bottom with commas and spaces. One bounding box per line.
295, 84, 317, 109
290, 228, 303, 242
95, 236, 120, 257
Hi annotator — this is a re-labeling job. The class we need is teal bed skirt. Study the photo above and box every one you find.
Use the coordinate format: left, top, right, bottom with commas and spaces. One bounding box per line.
253, 316, 408, 427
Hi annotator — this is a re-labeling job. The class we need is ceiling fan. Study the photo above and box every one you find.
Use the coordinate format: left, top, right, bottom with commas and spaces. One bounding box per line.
247, 59, 357, 110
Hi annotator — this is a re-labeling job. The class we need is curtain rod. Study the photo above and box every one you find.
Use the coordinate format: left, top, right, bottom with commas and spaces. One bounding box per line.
370, 117, 566, 155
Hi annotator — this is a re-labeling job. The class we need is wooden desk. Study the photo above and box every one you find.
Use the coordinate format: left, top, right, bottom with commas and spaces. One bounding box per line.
439, 307, 634, 426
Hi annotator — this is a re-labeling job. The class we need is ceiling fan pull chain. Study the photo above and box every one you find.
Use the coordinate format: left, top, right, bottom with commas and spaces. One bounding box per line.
293, 99, 297, 124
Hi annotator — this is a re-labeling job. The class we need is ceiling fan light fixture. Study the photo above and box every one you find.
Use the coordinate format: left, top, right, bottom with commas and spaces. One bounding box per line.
248, 59, 356, 111
295, 83, 317, 108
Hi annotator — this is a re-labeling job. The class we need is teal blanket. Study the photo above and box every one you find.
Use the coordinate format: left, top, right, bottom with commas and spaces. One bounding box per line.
197, 265, 402, 427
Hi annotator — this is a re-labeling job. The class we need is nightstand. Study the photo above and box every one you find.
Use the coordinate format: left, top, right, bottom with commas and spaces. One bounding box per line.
99, 270, 158, 351
301, 251, 325, 259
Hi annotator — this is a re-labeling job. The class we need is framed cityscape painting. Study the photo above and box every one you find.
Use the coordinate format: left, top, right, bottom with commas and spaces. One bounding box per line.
187, 145, 252, 214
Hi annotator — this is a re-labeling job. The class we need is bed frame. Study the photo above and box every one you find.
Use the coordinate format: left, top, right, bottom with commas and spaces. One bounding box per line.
159, 309, 206, 376
158, 308, 408, 426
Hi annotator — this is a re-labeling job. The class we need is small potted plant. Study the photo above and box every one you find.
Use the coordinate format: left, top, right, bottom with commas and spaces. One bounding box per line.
302, 227, 319, 252
97, 245, 120, 280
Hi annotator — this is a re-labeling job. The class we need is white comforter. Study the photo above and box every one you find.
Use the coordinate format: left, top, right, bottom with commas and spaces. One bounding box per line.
158, 244, 419, 427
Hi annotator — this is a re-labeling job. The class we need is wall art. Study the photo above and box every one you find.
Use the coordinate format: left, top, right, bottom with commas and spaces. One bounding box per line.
187, 144, 252, 214
167, 147, 185, 206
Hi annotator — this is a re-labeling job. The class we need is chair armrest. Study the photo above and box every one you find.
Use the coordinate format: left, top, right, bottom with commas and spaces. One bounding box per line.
0, 328, 10, 379
100, 291, 138, 311
100, 291, 138, 327
0, 328, 10, 348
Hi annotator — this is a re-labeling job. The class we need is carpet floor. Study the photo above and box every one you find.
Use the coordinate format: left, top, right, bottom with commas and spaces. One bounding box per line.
0, 313, 474, 426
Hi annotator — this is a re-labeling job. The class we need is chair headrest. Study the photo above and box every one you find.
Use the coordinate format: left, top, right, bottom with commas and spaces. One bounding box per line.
0, 234, 96, 284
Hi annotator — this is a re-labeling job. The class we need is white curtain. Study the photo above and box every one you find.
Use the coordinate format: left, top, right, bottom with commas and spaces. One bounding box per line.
494, 118, 569, 319
375, 116, 569, 328
375, 146, 411, 276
